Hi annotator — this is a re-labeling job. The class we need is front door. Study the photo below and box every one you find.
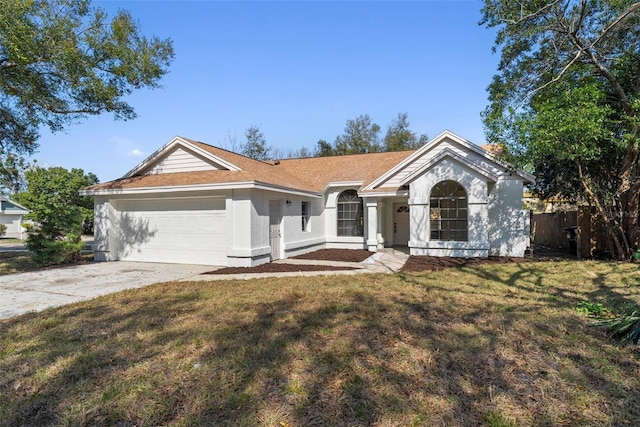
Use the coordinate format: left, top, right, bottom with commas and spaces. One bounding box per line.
394, 204, 410, 246
269, 200, 281, 260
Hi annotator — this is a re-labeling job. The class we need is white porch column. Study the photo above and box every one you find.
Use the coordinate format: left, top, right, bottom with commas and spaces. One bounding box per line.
364, 197, 379, 252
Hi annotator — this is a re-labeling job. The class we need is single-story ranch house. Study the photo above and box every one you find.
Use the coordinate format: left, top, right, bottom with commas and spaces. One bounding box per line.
81, 130, 534, 267
0, 196, 29, 239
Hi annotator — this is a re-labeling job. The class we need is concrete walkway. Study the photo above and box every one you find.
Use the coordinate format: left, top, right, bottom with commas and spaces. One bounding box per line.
0, 249, 409, 320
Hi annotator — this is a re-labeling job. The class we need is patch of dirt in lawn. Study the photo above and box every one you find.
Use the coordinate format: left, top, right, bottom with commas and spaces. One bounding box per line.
204, 264, 359, 275
292, 249, 373, 262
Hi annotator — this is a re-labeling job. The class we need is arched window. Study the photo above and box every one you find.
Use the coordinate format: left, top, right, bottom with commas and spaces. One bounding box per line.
430, 180, 468, 241
337, 189, 364, 236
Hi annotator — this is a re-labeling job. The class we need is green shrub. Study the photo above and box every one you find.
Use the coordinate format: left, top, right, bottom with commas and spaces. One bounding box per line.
18, 166, 98, 266
593, 307, 640, 345
27, 232, 84, 266
0, 223, 6, 237
576, 301, 611, 318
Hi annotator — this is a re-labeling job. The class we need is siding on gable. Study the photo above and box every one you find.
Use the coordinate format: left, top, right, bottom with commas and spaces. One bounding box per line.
145, 147, 224, 175
381, 139, 504, 189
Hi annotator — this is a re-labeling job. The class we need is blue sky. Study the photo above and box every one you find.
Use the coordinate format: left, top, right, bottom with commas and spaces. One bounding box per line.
34, 0, 499, 182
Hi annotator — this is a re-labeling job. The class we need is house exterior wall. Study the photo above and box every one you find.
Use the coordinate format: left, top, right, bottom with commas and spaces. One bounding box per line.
93, 195, 116, 261
487, 177, 530, 256
92, 189, 331, 267
409, 158, 491, 257
0, 199, 28, 238
0, 214, 23, 237
281, 195, 326, 258
226, 189, 270, 267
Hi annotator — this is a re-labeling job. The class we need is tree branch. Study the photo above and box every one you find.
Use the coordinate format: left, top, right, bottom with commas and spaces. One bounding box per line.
590, 2, 640, 50
500, 0, 564, 25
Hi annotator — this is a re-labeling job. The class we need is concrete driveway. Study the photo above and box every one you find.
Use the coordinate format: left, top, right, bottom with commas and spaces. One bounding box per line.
0, 262, 213, 320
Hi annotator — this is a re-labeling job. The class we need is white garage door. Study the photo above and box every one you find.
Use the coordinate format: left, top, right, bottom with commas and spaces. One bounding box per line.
115, 198, 227, 265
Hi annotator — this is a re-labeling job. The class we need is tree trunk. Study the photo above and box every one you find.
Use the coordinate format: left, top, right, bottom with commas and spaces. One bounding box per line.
576, 161, 627, 259
626, 177, 640, 255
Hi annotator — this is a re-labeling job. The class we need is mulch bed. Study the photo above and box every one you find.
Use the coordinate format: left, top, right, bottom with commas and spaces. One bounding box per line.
203, 247, 578, 275
203, 264, 359, 275
292, 249, 373, 263
203, 248, 370, 275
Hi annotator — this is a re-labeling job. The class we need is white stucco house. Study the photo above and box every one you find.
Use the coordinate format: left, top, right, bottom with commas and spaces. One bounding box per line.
81, 130, 534, 267
0, 196, 29, 239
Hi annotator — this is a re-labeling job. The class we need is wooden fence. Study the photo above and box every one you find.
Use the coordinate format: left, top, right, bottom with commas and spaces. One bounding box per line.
531, 208, 608, 258
531, 211, 577, 249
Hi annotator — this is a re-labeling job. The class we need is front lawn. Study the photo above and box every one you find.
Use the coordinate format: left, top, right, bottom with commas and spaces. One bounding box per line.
0, 252, 94, 275
1, 260, 639, 426
0, 253, 37, 275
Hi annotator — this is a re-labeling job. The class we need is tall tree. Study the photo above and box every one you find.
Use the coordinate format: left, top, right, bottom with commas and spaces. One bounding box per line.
16, 167, 98, 265
334, 114, 382, 155
383, 112, 428, 151
314, 139, 335, 157
0, 0, 174, 174
481, 0, 640, 260
242, 125, 271, 161
0, 152, 30, 195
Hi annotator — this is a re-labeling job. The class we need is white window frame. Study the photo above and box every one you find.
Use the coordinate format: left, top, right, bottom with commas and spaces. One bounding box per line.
337, 189, 364, 237
429, 180, 468, 242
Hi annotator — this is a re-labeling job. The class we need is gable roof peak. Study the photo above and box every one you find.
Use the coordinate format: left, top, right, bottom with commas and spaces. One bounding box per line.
122, 136, 243, 178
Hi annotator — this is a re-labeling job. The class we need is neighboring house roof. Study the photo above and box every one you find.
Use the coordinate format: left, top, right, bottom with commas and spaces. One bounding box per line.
0, 196, 29, 215
83, 131, 533, 196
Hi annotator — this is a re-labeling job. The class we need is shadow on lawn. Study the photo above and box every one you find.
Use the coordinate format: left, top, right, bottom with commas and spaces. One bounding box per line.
1, 263, 639, 426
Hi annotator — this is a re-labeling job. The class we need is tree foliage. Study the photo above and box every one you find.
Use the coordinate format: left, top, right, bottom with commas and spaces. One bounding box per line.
242, 125, 271, 161
0, 0, 174, 171
16, 167, 98, 266
481, 0, 640, 260
315, 113, 426, 156
334, 114, 382, 155
383, 112, 428, 151
0, 151, 30, 195
314, 139, 334, 157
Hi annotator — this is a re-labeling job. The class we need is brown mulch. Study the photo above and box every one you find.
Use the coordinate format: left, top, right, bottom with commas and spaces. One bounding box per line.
203, 246, 578, 275
203, 249, 370, 275
292, 249, 373, 263
203, 263, 359, 275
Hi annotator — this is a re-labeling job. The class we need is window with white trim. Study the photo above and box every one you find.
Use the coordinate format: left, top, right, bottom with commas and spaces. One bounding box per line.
337, 190, 364, 236
301, 201, 310, 231
430, 180, 468, 241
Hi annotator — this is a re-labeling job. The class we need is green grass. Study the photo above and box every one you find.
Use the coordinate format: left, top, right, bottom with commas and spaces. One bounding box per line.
0, 238, 24, 244
0, 252, 94, 275
0, 252, 37, 275
1, 260, 639, 426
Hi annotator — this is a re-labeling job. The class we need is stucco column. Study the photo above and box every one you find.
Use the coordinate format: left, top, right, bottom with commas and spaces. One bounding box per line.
364, 197, 379, 252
